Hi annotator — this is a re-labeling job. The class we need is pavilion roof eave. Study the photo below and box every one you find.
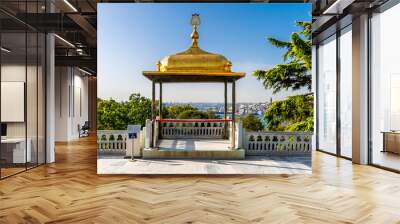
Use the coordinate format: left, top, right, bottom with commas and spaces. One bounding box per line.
142, 71, 245, 82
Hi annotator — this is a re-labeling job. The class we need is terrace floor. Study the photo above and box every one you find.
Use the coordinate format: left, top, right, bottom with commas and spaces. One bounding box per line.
97, 156, 311, 175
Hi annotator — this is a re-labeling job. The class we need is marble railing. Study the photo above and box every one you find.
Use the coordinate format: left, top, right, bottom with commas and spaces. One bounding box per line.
244, 131, 312, 155
159, 119, 230, 139
97, 130, 128, 155
97, 126, 312, 157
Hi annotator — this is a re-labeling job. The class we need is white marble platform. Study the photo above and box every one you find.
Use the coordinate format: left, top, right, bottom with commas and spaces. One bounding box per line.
97, 156, 311, 175
157, 139, 231, 151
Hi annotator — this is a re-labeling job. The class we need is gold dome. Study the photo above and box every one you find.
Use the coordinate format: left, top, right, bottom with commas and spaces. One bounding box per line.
159, 47, 232, 73
157, 14, 232, 73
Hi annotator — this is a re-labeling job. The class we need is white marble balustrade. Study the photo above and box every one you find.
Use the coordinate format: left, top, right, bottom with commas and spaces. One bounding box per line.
160, 120, 228, 139
244, 131, 312, 155
97, 130, 128, 155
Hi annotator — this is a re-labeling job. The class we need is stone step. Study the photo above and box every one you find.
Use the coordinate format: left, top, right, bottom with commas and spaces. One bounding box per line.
142, 148, 245, 160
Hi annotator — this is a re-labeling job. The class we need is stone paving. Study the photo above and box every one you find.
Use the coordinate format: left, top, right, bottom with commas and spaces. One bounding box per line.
97, 155, 311, 175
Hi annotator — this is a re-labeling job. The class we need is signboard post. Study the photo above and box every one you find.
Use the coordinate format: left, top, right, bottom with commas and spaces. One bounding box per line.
127, 125, 141, 161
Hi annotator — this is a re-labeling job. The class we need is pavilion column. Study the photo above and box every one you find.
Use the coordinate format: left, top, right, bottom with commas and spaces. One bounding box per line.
224, 81, 228, 139
159, 82, 163, 118
151, 80, 156, 148
231, 81, 236, 149
159, 82, 163, 138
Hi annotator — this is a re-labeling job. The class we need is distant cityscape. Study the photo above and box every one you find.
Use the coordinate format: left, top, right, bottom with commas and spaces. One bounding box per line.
163, 100, 272, 123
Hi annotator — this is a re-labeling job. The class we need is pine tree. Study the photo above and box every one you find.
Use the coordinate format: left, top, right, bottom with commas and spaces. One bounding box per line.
253, 21, 313, 131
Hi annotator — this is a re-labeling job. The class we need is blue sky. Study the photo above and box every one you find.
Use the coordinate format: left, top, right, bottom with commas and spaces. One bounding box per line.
98, 3, 311, 103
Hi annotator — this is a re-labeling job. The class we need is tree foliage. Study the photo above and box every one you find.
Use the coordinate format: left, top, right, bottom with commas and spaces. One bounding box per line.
98, 99, 217, 130
164, 104, 197, 119
164, 104, 216, 119
125, 93, 153, 127
253, 21, 313, 132
97, 98, 128, 130
253, 21, 311, 94
264, 95, 313, 131
97, 93, 152, 130
177, 110, 209, 119
241, 114, 264, 131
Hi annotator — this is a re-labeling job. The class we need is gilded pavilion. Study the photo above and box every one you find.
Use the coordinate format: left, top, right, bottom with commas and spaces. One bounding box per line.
142, 14, 245, 159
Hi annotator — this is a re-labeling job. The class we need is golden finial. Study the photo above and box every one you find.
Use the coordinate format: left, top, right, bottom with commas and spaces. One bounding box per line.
190, 14, 200, 48
157, 61, 161, 71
